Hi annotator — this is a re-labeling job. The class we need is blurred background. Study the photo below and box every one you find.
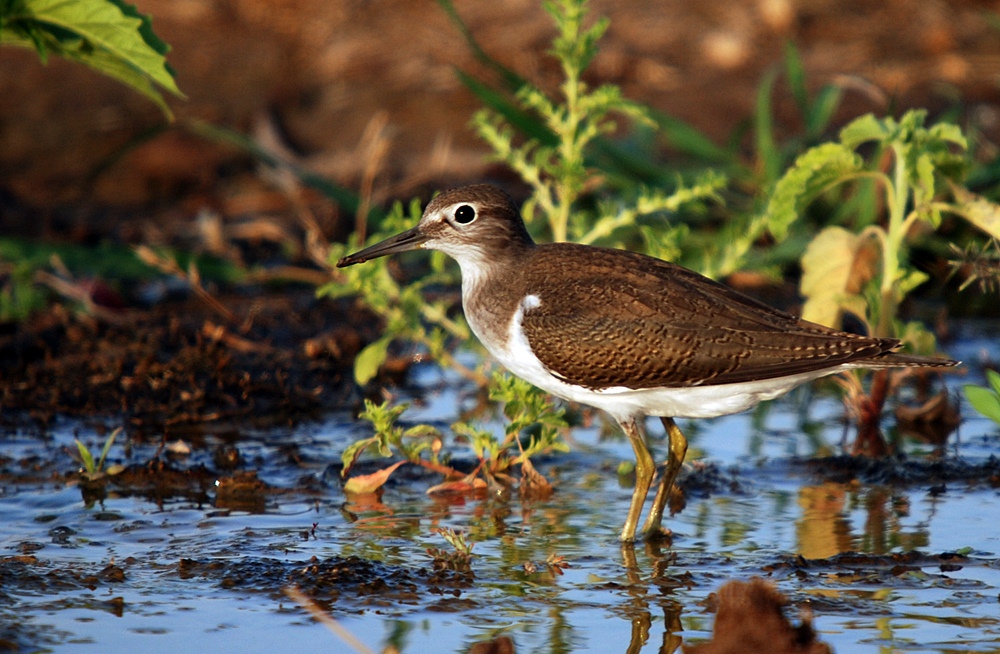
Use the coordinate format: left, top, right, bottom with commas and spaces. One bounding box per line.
2, 0, 998, 225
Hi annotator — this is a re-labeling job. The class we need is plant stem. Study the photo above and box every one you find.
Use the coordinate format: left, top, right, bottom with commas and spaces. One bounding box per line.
877, 144, 909, 339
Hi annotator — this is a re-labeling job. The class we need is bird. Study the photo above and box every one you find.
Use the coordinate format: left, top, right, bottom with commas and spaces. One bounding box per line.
337, 184, 959, 542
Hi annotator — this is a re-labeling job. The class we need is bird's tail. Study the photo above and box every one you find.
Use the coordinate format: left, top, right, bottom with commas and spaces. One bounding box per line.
850, 352, 960, 369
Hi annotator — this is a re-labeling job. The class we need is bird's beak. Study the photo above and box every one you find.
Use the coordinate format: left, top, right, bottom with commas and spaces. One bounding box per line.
336, 226, 429, 267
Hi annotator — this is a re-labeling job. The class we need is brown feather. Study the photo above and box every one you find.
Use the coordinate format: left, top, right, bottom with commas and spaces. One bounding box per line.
507, 244, 948, 390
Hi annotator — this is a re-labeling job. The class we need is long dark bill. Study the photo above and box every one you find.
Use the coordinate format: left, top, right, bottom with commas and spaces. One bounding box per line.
336, 226, 429, 267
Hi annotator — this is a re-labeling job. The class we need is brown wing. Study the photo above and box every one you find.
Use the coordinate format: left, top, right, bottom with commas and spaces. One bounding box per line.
518, 244, 896, 390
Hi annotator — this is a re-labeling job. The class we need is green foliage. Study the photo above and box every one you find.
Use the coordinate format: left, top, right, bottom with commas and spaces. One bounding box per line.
0, 0, 182, 117
321, 200, 478, 386
469, 0, 659, 244
787, 110, 982, 349
345, 374, 568, 483
452, 372, 569, 463
964, 371, 1000, 426
73, 427, 125, 481
754, 42, 845, 188
340, 399, 443, 477
0, 259, 47, 321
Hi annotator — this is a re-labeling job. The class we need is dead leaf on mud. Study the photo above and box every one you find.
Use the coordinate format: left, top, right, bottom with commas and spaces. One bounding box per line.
894, 390, 961, 446
518, 457, 553, 500
215, 470, 269, 512
343, 460, 405, 495
426, 474, 488, 496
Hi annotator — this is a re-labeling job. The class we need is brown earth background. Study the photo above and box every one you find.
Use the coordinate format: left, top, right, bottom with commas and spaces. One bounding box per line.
2, 0, 998, 221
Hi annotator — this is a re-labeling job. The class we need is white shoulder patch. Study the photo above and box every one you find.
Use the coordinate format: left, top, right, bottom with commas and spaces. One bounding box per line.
521, 294, 542, 312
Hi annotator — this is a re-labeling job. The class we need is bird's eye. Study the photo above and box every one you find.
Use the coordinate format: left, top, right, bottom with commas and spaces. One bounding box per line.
454, 204, 476, 224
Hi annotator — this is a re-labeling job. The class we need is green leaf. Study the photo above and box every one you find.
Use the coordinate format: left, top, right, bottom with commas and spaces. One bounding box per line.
928, 122, 968, 149
988, 369, 1000, 396
754, 67, 780, 184
964, 384, 1000, 425
839, 114, 887, 149
340, 435, 380, 477
783, 41, 808, 118
806, 85, 842, 139
353, 337, 390, 385
37, 0, 178, 91
649, 109, 735, 164
456, 69, 558, 146
3, 0, 182, 117
74, 438, 95, 473
96, 427, 120, 471
765, 142, 863, 240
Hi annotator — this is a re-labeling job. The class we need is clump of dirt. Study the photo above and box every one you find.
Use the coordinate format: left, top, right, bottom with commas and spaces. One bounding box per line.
763, 549, 974, 591
807, 454, 1000, 487
177, 554, 475, 613
0, 289, 372, 433
684, 578, 832, 654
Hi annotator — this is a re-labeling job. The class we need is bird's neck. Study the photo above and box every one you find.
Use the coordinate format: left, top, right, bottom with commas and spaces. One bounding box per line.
457, 242, 535, 354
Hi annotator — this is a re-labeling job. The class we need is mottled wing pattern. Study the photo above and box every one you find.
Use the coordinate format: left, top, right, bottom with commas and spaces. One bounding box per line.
518, 244, 895, 390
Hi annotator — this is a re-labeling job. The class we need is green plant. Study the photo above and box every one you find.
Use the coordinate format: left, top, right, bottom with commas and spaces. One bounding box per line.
427, 527, 474, 572
340, 399, 447, 479
469, 0, 724, 251
340, 373, 569, 493
770, 110, 995, 453
452, 372, 569, 466
471, 0, 648, 243
965, 371, 1000, 426
0, 0, 182, 117
73, 427, 125, 481
783, 110, 971, 341
0, 259, 47, 321
321, 199, 483, 386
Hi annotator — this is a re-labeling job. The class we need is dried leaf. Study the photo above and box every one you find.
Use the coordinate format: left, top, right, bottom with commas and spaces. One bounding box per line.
343, 461, 405, 495
426, 476, 487, 496
519, 457, 554, 499
800, 226, 878, 328
951, 185, 1000, 240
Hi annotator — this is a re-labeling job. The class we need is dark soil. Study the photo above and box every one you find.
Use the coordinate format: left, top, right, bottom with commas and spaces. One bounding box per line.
0, 289, 369, 432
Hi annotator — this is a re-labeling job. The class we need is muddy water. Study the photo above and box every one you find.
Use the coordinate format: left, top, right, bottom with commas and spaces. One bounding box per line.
1, 323, 999, 653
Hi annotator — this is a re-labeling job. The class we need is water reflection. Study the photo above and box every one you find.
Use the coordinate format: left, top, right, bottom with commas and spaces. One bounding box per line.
796, 483, 929, 558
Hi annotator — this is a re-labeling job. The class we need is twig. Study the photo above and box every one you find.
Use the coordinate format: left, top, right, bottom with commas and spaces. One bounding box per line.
355, 111, 392, 243
283, 585, 377, 654
134, 245, 240, 327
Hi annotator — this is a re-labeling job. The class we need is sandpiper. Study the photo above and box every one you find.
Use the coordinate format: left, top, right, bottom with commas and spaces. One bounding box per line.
337, 184, 958, 542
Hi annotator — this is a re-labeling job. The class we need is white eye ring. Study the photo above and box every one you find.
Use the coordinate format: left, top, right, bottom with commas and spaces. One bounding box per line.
453, 204, 476, 225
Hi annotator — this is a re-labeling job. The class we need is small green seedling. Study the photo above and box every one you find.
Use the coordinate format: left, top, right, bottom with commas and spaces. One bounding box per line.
427, 527, 475, 572
74, 428, 125, 481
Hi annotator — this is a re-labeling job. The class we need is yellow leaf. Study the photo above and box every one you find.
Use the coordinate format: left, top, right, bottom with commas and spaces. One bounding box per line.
951, 185, 1000, 240
343, 461, 405, 495
800, 226, 878, 328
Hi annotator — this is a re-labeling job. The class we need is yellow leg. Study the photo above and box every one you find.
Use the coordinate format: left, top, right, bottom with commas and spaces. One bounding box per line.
620, 416, 654, 543
641, 417, 688, 540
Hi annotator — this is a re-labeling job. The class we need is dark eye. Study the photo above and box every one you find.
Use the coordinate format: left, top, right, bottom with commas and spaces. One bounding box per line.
454, 204, 476, 224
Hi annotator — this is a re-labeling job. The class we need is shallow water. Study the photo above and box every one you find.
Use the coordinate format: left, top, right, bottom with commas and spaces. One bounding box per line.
2, 323, 999, 653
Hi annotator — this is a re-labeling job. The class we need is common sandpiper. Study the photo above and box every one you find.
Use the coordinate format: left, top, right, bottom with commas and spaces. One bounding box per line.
337, 184, 958, 542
